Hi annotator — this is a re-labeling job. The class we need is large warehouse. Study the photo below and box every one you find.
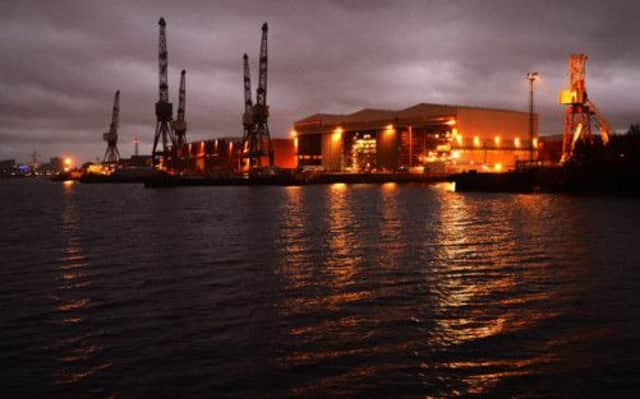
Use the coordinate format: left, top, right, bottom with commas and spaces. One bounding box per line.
293, 103, 539, 173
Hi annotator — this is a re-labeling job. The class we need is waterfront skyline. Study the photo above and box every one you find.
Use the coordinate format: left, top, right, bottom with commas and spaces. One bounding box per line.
2, 0, 640, 162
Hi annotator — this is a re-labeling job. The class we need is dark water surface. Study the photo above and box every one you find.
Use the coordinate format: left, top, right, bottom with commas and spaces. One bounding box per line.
2, 179, 640, 398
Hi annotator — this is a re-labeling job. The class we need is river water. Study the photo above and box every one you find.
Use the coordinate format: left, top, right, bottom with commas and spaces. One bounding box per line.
1, 179, 640, 398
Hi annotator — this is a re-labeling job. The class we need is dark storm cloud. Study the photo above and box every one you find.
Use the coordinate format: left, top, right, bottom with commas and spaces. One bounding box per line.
2, 0, 640, 161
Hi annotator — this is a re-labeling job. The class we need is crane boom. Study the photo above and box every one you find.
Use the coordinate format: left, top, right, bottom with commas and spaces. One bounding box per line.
158, 17, 169, 103
256, 23, 268, 107
111, 90, 120, 132
242, 54, 254, 146
177, 69, 186, 122
243, 54, 253, 114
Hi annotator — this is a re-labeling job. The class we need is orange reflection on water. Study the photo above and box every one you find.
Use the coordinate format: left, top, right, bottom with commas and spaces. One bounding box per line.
326, 183, 359, 286
426, 185, 562, 394
52, 185, 110, 387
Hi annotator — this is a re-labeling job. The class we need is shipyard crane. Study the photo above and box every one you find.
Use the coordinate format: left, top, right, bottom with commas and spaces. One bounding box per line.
103, 90, 121, 164
151, 17, 176, 166
173, 69, 187, 151
241, 54, 255, 161
242, 22, 274, 168
559, 54, 612, 162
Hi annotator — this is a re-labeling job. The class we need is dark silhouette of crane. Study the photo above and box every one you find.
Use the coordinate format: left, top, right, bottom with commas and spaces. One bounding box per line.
173, 69, 187, 151
242, 23, 273, 169
103, 90, 121, 164
241, 54, 255, 161
151, 17, 175, 166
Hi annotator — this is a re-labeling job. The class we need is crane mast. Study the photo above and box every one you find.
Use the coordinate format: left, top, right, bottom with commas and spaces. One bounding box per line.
173, 69, 187, 150
103, 90, 121, 164
241, 23, 273, 169
151, 17, 175, 166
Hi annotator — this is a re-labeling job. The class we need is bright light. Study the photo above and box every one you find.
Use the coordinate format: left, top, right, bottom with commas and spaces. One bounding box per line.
514, 137, 521, 148
495, 163, 503, 172
384, 124, 395, 136
332, 127, 343, 142
451, 150, 461, 159
64, 157, 72, 167
290, 129, 297, 138
533, 137, 539, 149
293, 137, 298, 149
446, 119, 457, 126
494, 136, 501, 146
473, 136, 480, 147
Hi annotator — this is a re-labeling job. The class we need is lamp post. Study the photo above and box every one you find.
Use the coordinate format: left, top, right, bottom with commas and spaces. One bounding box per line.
526, 72, 539, 163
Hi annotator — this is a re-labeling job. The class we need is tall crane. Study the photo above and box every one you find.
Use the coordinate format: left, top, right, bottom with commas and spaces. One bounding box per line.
242, 22, 274, 169
103, 90, 121, 164
559, 54, 612, 162
151, 17, 175, 166
173, 69, 187, 151
241, 54, 255, 161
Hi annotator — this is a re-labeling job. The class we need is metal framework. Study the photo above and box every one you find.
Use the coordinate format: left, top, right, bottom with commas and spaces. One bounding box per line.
241, 54, 254, 155
559, 54, 611, 161
242, 22, 273, 169
103, 90, 121, 164
173, 69, 187, 151
151, 17, 175, 166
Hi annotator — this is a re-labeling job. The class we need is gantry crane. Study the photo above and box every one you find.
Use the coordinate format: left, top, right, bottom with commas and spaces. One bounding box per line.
241, 23, 274, 169
151, 17, 175, 166
173, 69, 187, 152
103, 90, 121, 164
559, 54, 612, 162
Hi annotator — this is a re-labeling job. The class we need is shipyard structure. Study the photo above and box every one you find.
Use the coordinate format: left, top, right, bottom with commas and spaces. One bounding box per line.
293, 103, 539, 174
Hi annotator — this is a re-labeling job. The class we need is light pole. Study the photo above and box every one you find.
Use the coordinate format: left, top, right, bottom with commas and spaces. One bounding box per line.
526, 72, 539, 163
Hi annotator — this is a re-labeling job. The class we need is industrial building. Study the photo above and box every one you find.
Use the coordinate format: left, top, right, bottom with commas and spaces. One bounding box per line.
165, 137, 296, 175
293, 103, 539, 173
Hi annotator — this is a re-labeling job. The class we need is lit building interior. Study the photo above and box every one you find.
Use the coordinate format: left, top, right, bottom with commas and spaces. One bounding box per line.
293, 103, 539, 173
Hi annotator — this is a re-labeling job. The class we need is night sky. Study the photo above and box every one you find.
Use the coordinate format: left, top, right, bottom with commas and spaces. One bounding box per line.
2, 0, 639, 162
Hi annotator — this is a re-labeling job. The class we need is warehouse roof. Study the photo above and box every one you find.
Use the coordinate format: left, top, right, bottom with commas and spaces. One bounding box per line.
294, 102, 530, 132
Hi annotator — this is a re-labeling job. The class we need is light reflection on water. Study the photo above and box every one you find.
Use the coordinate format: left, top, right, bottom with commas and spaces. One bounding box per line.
273, 184, 628, 397
2, 180, 640, 398
52, 182, 112, 390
